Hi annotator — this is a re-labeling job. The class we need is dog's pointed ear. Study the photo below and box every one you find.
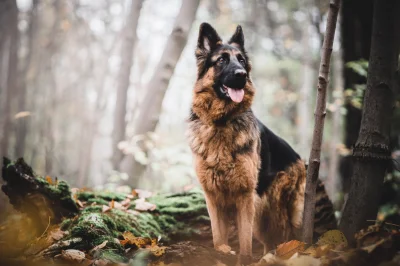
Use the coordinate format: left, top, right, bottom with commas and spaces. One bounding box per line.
197, 23, 222, 53
228, 25, 245, 50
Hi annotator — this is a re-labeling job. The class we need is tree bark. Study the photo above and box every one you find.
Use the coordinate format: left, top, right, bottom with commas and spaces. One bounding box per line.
0, 0, 19, 159
297, 14, 313, 158
302, 0, 341, 244
339, 0, 400, 243
14, 0, 39, 158
339, 0, 373, 194
121, 0, 200, 184
111, 0, 144, 170
326, 47, 344, 206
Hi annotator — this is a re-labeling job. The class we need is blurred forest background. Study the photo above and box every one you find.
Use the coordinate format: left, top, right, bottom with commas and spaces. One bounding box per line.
0, 0, 399, 217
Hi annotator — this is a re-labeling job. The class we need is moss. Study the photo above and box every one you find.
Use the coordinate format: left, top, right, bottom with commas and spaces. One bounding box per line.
60, 218, 73, 230
97, 250, 127, 263
87, 198, 109, 205
77, 191, 127, 202
59, 189, 208, 261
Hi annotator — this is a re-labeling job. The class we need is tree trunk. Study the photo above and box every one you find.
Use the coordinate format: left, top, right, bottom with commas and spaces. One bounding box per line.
302, 0, 341, 244
14, 0, 39, 158
326, 50, 343, 206
297, 15, 313, 158
326, 25, 344, 206
339, 0, 373, 194
339, 0, 400, 243
121, 0, 200, 184
0, 0, 19, 159
111, 0, 144, 170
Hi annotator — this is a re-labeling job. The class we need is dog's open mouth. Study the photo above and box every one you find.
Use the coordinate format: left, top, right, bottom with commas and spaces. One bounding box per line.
221, 85, 245, 103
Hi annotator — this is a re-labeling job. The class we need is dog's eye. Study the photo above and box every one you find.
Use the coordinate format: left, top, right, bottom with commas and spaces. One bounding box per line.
239, 59, 246, 65
217, 57, 226, 65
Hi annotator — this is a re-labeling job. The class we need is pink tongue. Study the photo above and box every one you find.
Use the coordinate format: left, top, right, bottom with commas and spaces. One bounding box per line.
227, 88, 245, 103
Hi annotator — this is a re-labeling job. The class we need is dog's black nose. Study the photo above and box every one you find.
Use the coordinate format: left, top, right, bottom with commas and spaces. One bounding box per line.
235, 69, 247, 78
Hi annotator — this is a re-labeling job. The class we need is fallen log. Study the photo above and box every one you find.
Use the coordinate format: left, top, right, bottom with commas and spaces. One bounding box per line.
0, 158, 249, 265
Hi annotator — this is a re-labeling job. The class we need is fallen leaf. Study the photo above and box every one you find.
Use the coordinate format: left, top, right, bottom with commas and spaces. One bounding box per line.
49, 227, 66, 241
89, 240, 108, 255
134, 198, 156, 211
276, 240, 306, 260
317, 230, 348, 248
150, 245, 166, 257
131, 189, 138, 198
121, 198, 131, 207
56, 249, 85, 262
102, 205, 111, 213
76, 200, 84, 208
46, 175, 53, 185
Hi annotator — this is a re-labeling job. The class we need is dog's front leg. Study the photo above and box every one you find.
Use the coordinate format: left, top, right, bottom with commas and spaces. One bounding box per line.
236, 193, 255, 257
205, 193, 229, 248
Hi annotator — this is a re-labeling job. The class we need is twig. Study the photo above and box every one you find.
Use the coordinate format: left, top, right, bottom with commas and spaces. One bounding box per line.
39, 216, 51, 239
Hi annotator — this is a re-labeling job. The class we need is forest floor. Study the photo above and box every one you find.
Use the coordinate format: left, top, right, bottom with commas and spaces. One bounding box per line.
0, 158, 399, 266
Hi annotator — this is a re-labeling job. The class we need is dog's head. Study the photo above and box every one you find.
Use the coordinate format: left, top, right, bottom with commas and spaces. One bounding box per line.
192, 23, 255, 123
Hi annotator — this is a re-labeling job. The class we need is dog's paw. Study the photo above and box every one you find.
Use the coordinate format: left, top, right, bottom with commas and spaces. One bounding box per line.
216, 244, 233, 254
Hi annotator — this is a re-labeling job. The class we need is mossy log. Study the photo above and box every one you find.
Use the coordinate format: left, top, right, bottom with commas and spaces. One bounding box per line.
1, 158, 250, 265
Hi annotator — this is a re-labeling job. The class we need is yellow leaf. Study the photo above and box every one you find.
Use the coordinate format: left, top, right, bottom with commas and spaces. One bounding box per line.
119, 231, 151, 248
46, 176, 53, 185
150, 245, 166, 257
317, 230, 348, 247
276, 240, 306, 260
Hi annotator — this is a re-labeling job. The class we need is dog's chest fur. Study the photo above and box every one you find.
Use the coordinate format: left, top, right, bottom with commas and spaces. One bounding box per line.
187, 110, 260, 199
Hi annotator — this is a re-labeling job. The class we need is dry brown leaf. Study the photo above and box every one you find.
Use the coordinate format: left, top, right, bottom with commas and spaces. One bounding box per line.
276, 240, 306, 260
119, 231, 152, 248
76, 200, 84, 208
150, 245, 166, 257
121, 198, 131, 207
56, 249, 85, 262
102, 205, 111, 213
110, 199, 115, 209
49, 227, 66, 241
89, 240, 108, 255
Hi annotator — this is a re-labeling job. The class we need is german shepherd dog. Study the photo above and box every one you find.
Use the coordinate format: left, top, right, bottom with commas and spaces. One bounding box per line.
187, 23, 336, 259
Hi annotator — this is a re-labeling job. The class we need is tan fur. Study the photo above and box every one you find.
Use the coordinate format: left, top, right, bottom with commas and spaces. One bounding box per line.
188, 66, 258, 256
